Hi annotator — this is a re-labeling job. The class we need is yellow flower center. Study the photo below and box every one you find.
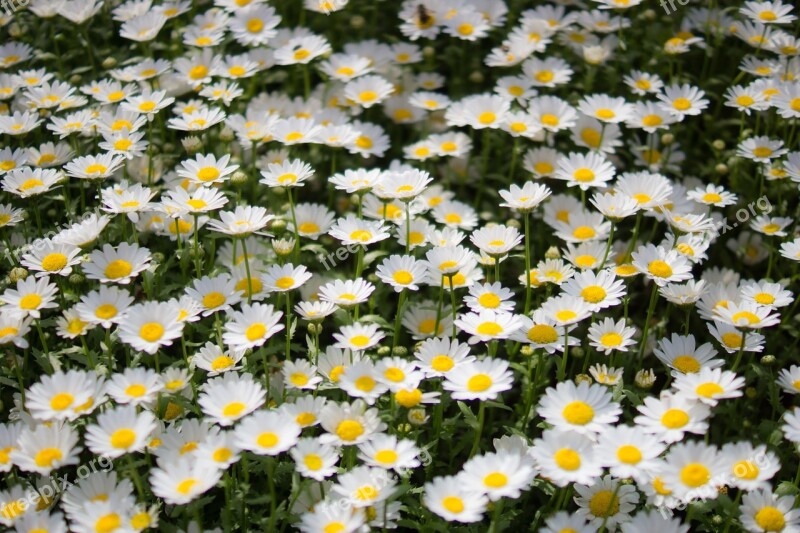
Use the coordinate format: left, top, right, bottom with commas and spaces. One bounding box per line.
245, 323, 266, 341
257, 432, 279, 448
110, 428, 136, 449
467, 373, 492, 392
34, 447, 63, 468
573, 168, 595, 182
336, 420, 364, 441
41, 252, 68, 271
95, 513, 122, 533
554, 448, 581, 470
600, 332, 623, 347
589, 490, 620, 518
139, 322, 164, 342
562, 401, 594, 425
476, 321, 503, 336
50, 392, 74, 411
202, 292, 226, 309
527, 324, 558, 344
671, 355, 700, 373
478, 111, 496, 125
661, 408, 689, 428
354, 375, 376, 392
19, 293, 42, 310
647, 260, 673, 278
680, 463, 710, 488
673, 97, 691, 111
375, 450, 398, 464
616, 445, 642, 464
755, 507, 786, 531
431, 355, 454, 372
483, 472, 508, 488
442, 496, 464, 513
105, 259, 133, 279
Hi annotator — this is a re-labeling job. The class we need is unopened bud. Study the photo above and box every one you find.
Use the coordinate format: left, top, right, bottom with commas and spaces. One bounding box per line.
219, 126, 235, 142
102, 57, 117, 69
506, 219, 521, 230
641, 9, 656, 21
712, 140, 726, 151
8, 267, 28, 282
408, 408, 428, 425
272, 238, 295, 257
520, 345, 534, 357
69, 74, 82, 84
350, 15, 365, 28
307, 323, 319, 335
661, 133, 675, 145
716, 163, 729, 175
760, 354, 776, 366
545, 246, 561, 259
152, 252, 165, 263
68, 273, 85, 285
392, 346, 407, 357
745, 387, 757, 399
377, 346, 391, 357
181, 136, 203, 154
271, 219, 287, 234
230, 170, 249, 185
635, 369, 656, 389
469, 71, 484, 84
575, 374, 592, 385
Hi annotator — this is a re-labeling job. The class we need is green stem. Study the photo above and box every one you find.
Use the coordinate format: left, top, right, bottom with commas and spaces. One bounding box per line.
469, 401, 485, 458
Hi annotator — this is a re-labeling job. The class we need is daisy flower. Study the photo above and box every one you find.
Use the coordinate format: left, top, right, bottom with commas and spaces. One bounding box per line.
262, 263, 312, 293
283, 360, 323, 390
329, 215, 390, 247
659, 441, 727, 502
20, 240, 81, 278
634, 392, 711, 443
454, 310, 522, 344
358, 434, 421, 472
107, 368, 164, 407
538, 380, 621, 437
555, 151, 616, 190
573, 475, 639, 530
260, 159, 315, 188
290, 437, 339, 481
414, 336, 475, 378
222, 303, 284, 352
177, 153, 239, 186
713, 301, 781, 330
657, 84, 709, 118
0, 276, 58, 319
149, 456, 222, 505
459, 450, 535, 502
587, 317, 637, 354
11, 423, 81, 475
192, 342, 244, 375
722, 442, 780, 492
85, 405, 157, 458
333, 323, 385, 353
653, 333, 723, 376
84, 243, 151, 285
595, 425, 666, 483
671, 368, 745, 406
708, 322, 766, 354
318, 399, 386, 446
530, 429, 602, 487
423, 475, 488, 523
442, 358, 513, 401
298, 500, 365, 533
25, 369, 98, 422
207, 205, 274, 236
318, 278, 375, 308
344, 74, 395, 108
632, 244, 693, 287
118, 301, 184, 355
198, 373, 266, 426
234, 410, 300, 456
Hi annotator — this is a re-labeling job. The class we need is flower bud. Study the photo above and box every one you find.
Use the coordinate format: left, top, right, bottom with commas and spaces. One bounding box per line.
712, 140, 726, 151
392, 346, 407, 357
661, 133, 675, 145
230, 170, 249, 185
760, 354, 776, 366
408, 408, 428, 426
102, 57, 117, 69
8, 267, 28, 282
715, 163, 729, 175
377, 346, 391, 357
635, 369, 656, 389
219, 126, 235, 142
181, 136, 203, 154
545, 246, 561, 259
350, 15, 365, 28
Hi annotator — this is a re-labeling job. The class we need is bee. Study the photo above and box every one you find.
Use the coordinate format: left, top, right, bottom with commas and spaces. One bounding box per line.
416, 4, 432, 27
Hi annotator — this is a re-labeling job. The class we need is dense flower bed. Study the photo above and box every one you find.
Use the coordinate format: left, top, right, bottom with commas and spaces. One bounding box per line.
0, 0, 800, 531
